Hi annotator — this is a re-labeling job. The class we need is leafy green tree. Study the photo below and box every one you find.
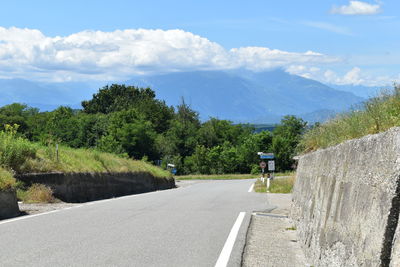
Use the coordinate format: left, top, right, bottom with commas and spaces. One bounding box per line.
197, 118, 252, 148
46, 106, 82, 147
82, 84, 174, 133
272, 115, 307, 171
0, 103, 39, 135
105, 109, 158, 160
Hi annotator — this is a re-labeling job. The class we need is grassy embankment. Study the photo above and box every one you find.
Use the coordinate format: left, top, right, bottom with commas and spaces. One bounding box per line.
176, 174, 258, 180
0, 124, 171, 202
299, 85, 400, 153
176, 171, 294, 180
254, 176, 295, 193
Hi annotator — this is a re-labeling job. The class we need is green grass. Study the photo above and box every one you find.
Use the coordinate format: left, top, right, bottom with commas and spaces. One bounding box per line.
300, 85, 400, 153
22, 144, 171, 178
0, 167, 16, 191
176, 174, 258, 180
18, 184, 55, 203
274, 171, 295, 177
0, 124, 171, 192
254, 176, 295, 194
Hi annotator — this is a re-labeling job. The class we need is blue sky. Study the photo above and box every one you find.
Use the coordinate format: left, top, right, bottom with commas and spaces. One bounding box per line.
0, 0, 399, 86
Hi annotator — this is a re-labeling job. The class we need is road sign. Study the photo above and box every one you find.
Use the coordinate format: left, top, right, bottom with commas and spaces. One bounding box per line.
260, 161, 266, 169
260, 154, 274, 159
260, 153, 274, 159
268, 160, 275, 171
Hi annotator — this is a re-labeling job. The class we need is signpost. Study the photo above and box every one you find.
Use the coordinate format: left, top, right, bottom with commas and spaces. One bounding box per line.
257, 152, 275, 191
259, 161, 266, 181
268, 160, 275, 171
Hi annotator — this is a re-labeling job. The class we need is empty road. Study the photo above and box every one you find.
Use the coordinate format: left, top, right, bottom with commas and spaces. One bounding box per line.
0, 179, 271, 267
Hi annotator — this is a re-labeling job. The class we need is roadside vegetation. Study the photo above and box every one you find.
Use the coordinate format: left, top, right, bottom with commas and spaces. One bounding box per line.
0, 84, 306, 176
0, 123, 171, 202
0, 167, 16, 191
176, 171, 294, 180
17, 184, 55, 203
254, 176, 295, 194
176, 174, 258, 180
299, 85, 400, 153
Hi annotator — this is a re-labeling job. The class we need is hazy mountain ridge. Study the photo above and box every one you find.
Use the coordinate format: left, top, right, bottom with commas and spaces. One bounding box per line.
0, 70, 364, 123
127, 70, 364, 122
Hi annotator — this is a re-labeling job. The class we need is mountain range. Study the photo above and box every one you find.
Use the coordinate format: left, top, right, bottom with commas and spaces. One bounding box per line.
0, 69, 371, 123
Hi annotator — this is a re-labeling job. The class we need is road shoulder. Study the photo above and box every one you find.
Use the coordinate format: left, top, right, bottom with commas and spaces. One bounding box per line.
242, 193, 310, 267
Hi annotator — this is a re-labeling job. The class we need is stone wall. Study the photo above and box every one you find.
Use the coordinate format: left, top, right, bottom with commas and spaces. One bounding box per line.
0, 190, 20, 219
17, 172, 175, 203
291, 127, 400, 267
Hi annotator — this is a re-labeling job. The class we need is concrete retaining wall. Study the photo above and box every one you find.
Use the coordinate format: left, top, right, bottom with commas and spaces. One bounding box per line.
291, 127, 400, 267
17, 172, 175, 203
0, 190, 20, 219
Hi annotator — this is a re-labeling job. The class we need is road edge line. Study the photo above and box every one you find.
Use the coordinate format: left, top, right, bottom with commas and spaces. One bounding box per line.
248, 183, 254, 193
215, 211, 246, 267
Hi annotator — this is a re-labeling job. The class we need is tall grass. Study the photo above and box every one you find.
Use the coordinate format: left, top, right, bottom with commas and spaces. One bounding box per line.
0, 124, 171, 192
254, 176, 295, 193
0, 124, 36, 173
300, 85, 400, 153
0, 167, 16, 191
22, 144, 171, 178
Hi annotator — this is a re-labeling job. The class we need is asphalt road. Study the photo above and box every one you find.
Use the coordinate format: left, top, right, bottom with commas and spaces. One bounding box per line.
0, 179, 272, 267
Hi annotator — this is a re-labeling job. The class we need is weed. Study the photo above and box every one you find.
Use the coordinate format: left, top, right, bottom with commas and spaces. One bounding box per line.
176, 174, 258, 180
300, 85, 400, 152
0, 167, 16, 191
22, 184, 55, 203
254, 176, 295, 194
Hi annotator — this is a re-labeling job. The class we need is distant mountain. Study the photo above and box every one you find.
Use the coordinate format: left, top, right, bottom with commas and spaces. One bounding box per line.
0, 70, 364, 123
127, 70, 364, 123
329, 84, 384, 99
0, 79, 100, 111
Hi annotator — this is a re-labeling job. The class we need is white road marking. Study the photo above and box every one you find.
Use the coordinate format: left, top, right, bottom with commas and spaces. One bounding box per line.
248, 183, 254, 193
0, 189, 167, 226
215, 212, 246, 267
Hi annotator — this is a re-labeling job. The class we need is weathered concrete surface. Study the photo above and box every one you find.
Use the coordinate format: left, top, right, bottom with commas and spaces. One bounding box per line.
242, 193, 309, 267
0, 190, 20, 219
390, 222, 400, 267
291, 127, 400, 267
17, 172, 175, 203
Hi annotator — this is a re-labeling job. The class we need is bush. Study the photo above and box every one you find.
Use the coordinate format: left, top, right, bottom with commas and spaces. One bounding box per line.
0, 124, 36, 172
22, 184, 55, 203
300, 85, 400, 153
0, 167, 16, 191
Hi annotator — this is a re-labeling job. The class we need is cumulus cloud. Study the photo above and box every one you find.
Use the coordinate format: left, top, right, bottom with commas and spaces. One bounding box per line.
0, 27, 339, 81
331, 1, 381, 15
286, 65, 398, 86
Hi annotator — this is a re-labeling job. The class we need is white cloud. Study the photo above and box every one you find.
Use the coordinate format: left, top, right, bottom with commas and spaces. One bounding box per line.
0, 27, 339, 81
331, 1, 381, 15
286, 65, 398, 86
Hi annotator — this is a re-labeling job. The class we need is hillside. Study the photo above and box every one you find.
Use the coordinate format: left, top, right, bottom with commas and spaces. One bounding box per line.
0, 128, 171, 191
0, 70, 364, 123
129, 70, 364, 123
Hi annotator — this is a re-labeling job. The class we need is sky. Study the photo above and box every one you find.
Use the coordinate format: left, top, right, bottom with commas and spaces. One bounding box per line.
0, 0, 399, 86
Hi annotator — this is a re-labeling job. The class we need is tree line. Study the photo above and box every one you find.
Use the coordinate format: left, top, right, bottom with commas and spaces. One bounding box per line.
0, 84, 307, 174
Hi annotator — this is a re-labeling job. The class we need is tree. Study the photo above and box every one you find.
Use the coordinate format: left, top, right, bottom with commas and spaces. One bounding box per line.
272, 115, 307, 171
104, 109, 158, 160
0, 103, 38, 135
82, 84, 174, 133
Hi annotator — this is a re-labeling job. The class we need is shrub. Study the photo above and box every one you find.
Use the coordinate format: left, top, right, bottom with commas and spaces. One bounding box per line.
300, 85, 400, 153
22, 184, 55, 203
0, 167, 16, 191
0, 124, 36, 172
